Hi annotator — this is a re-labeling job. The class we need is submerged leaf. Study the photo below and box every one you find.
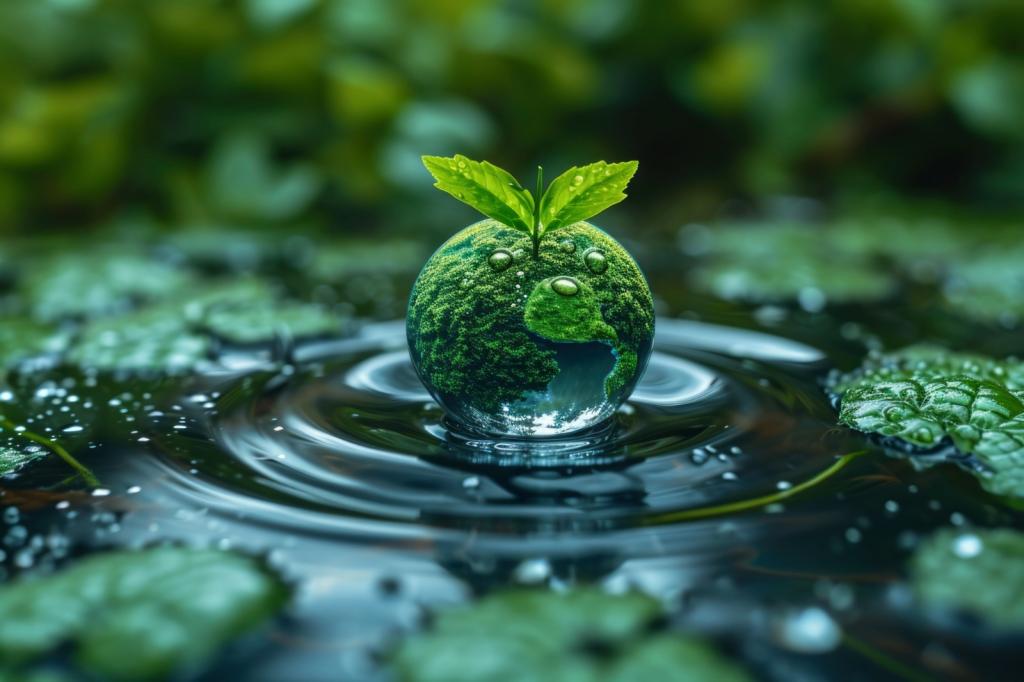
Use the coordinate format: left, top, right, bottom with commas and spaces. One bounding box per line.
0, 547, 288, 680
833, 347, 1024, 499
422, 155, 535, 233
911, 528, 1024, 629
539, 161, 638, 234
390, 589, 750, 682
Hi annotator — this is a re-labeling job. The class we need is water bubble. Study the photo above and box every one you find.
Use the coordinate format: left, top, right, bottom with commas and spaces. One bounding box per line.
559, 240, 576, 253
550, 277, 579, 297
690, 448, 709, 465
462, 476, 481, 490
776, 480, 792, 491
3, 507, 19, 525
583, 248, 607, 274
488, 249, 514, 272
573, 174, 584, 184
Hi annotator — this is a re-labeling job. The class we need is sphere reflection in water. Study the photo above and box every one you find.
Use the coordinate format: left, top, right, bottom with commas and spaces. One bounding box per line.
406, 220, 655, 437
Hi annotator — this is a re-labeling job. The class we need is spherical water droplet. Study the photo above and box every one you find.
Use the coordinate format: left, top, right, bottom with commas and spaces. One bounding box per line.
514, 558, 552, 585
776, 608, 841, 653
559, 239, 576, 253
550, 277, 579, 296
488, 249, 513, 272
512, 249, 526, 262
584, 248, 607, 274
573, 174, 584, 185
953, 533, 983, 558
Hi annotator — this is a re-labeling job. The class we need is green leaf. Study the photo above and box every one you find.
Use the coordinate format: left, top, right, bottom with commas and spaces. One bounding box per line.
67, 306, 211, 375
390, 588, 751, 682
0, 318, 65, 376
911, 528, 1024, 629
0, 444, 46, 476
422, 155, 535, 233
538, 161, 638, 235
0, 547, 288, 680
833, 347, 1024, 500
200, 299, 350, 344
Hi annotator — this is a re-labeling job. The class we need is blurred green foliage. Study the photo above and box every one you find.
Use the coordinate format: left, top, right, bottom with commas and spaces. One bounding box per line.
1, 0, 1022, 236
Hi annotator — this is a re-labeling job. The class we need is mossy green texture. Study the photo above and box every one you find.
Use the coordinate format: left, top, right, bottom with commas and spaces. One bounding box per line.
407, 220, 654, 415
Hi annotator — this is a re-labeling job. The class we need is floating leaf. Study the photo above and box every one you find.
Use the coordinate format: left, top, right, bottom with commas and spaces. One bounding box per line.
390, 589, 750, 682
911, 528, 1024, 629
22, 252, 196, 321
0, 444, 46, 476
833, 347, 1024, 500
201, 299, 349, 344
0, 318, 64, 375
67, 306, 210, 374
539, 161, 638, 234
943, 247, 1024, 326
0, 547, 288, 681
422, 155, 535, 233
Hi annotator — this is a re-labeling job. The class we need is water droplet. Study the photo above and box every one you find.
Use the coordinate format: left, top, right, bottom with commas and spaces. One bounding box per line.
952, 533, 983, 558
690, 448, 709, 465
572, 174, 584, 185
584, 248, 607, 274
559, 240, 576, 253
514, 558, 552, 585
776, 480, 792, 491
776, 608, 841, 653
550, 277, 579, 296
488, 249, 513, 272
462, 476, 480, 490
457, 160, 466, 169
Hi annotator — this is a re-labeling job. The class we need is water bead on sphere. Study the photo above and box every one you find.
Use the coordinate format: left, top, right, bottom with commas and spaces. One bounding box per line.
407, 219, 655, 437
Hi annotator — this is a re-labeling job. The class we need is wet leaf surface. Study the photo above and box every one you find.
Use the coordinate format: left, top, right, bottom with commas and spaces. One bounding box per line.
0, 547, 288, 681
834, 347, 1024, 499
911, 528, 1024, 629
391, 589, 750, 682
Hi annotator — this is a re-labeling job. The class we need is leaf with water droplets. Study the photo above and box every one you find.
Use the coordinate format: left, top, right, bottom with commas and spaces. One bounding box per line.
0, 318, 65, 377
834, 347, 1024, 500
200, 299, 349, 344
422, 155, 535, 233
0, 547, 288, 680
538, 160, 638, 235
0, 445, 46, 476
390, 588, 751, 682
911, 528, 1024, 629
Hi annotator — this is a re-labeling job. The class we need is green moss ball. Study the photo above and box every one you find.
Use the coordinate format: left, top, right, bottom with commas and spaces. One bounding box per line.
406, 220, 654, 437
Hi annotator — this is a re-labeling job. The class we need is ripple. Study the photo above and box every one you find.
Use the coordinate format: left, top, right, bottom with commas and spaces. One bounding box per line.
148, 319, 855, 557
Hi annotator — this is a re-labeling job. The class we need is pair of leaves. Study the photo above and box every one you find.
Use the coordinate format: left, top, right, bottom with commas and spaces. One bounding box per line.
390, 588, 751, 682
833, 346, 1024, 500
422, 154, 637, 237
0, 547, 288, 680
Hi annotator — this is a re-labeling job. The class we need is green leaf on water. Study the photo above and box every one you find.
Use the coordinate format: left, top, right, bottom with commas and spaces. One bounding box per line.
67, 306, 210, 374
0, 547, 288, 681
0, 444, 46, 476
943, 246, 1024, 326
833, 347, 1024, 500
200, 299, 349, 344
422, 155, 535, 233
0, 318, 64, 376
22, 251, 196, 322
390, 588, 751, 682
539, 161, 638, 235
911, 527, 1024, 629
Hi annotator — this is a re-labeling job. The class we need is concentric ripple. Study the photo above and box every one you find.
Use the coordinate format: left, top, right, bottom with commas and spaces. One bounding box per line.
144, 319, 864, 557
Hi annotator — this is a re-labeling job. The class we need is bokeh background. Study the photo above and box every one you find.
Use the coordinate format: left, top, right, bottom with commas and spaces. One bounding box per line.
3, 0, 1022, 240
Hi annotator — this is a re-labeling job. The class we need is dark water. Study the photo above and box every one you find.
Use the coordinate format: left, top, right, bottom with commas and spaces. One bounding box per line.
4, 318, 1022, 681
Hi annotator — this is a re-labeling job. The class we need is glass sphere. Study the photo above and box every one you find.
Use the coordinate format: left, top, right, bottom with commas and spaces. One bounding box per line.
407, 220, 655, 437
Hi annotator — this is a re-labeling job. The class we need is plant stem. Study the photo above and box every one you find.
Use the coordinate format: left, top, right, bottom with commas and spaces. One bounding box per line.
645, 450, 866, 524
0, 415, 99, 486
532, 165, 543, 258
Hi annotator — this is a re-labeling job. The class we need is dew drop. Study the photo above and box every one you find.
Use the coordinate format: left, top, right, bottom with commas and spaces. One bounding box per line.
488, 249, 513, 272
584, 248, 607, 274
550, 277, 579, 296
572, 174, 583, 185
953, 533, 982, 558
559, 239, 576, 253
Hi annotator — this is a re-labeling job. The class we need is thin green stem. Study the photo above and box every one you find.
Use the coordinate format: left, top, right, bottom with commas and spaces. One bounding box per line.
0, 415, 99, 487
532, 165, 543, 258
646, 450, 866, 524
842, 634, 935, 682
